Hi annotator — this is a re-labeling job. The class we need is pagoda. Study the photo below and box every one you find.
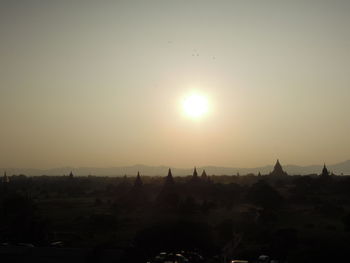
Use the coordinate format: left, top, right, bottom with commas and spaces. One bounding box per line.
164, 168, 175, 186
134, 171, 143, 188
190, 167, 200, 183
320, 163, 330, 177
269, 159, 288, 176
2, 171, 9, 183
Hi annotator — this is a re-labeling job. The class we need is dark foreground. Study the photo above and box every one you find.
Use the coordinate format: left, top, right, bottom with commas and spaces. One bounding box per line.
1, 170, 350, 262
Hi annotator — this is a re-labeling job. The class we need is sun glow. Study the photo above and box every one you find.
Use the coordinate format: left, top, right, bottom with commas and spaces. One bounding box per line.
182, 93, 209, 119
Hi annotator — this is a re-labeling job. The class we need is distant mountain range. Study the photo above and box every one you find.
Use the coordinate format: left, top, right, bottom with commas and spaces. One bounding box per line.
2, 160, 350, 176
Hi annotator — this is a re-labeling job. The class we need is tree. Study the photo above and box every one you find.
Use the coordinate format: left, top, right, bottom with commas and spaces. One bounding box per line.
247, 180, 284, 209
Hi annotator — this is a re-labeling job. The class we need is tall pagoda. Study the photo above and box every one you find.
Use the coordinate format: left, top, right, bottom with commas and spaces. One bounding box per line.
269, 159, 288, 176
320, 163, 330, 177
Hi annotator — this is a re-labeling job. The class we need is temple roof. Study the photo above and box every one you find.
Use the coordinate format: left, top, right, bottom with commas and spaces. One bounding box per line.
134, 171, 143, 187
321, 163, 330, 176
193, 167, 198, 178
165, 168, 174, 185
270, 159, 288, 176
201, 169, 207, 178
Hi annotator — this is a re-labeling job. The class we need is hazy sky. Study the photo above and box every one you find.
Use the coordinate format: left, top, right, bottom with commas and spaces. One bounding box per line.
1, 0, 350, 169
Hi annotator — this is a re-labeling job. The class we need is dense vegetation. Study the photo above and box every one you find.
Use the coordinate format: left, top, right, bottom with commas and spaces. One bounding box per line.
1, 172, 350, 262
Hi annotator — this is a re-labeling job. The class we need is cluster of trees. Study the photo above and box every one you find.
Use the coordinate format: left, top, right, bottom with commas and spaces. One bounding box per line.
1, 171, 350, 262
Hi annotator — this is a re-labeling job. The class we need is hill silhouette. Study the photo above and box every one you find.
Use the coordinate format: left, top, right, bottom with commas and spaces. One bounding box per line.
3, 160, 350, 176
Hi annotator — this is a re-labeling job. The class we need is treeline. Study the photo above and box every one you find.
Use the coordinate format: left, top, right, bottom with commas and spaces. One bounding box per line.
1, 173, 350, 262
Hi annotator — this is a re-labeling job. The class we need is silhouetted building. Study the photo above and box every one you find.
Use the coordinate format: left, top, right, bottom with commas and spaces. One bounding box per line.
156, 168, 179, 210
201, 169, 207, 180
69, 171, 74, 179
320, 164, 330, 177
2, 171, 9, 194
121, 172, 148, 208
201, 170, 208, 179
165, 168, 175, 186
190, 167, 200, 183
134, 171, 143, 188
193, 167, 198, 177
269, 159, 288, 176
2, 171, 9, 184
200, 169, 212, 183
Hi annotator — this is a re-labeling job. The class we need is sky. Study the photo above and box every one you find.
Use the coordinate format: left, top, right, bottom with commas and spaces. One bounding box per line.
1, 0, 350, 169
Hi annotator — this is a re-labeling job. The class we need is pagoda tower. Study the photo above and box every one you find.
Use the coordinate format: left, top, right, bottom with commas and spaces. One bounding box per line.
190, 167, 200, 183
164, 168, 175, 186
320, 163, 330, 177
201, 169, 207, 180
269, 159, 288, 176
2, 171, 9, 183
134, 171, 143, 188
193, 167, 198, 178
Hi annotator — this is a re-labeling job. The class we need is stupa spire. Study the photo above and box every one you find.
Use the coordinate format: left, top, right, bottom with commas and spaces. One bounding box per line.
321, 163, 330, 177
134, 171, 143, 187
270, 159, 288, 176
165, 168, 174, 185
193, 167, 198, 178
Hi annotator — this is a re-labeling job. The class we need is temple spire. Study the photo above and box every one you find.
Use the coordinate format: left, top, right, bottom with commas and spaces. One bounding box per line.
201, 169, 207, 179
190, 167, 200, 183
2, 171, 9, 183
193, 167, 198, 178
165, 168, 174, 185
321, 163, 330, 177
269, 159, 288, 176
134, 171, 143, 187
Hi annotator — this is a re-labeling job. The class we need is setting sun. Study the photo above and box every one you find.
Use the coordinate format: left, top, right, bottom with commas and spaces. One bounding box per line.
182, 93, 209, 119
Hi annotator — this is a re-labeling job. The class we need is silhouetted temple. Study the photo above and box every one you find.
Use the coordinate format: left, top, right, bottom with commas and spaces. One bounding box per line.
193, 167, 198, 178
120, 171, 148, 207
201, 169, 207, 180
320, 163, 330, 177
134, 171, 143, 187
2, 171, 9, 183
2, 171, 9, 194
190, 167, 200, 183
165, 168, 175, 186
156, 168, 179, 209
269, 159, 288, 176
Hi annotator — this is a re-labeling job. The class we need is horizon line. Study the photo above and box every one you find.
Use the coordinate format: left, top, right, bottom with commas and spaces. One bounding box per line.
2, 159, 350, 171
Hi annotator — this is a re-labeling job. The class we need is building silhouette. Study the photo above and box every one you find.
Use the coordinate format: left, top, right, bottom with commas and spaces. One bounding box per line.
320, 163, 330, 177
2, 171, 9, 184
193, 167, 198, 178
190, 167, 200, 183
134, 171, 143, 188
164, 168, 175, 186
156, 168, 179, 210
201, 169, 207, 180
269, 159, 288, 176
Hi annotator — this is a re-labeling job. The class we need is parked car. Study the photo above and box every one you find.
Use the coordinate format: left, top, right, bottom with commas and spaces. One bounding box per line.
151, 252, 189, 263
257, 255, 270, 263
